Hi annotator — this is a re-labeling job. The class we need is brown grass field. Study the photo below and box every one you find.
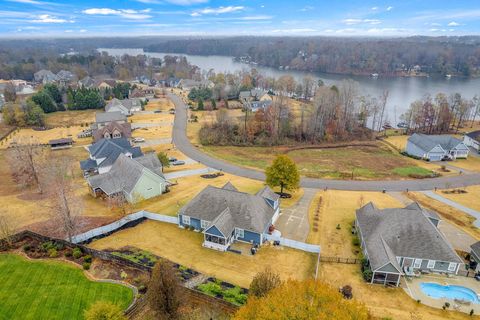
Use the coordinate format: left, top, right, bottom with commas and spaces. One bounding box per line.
132, 126, 172, 140
144, 98, 174, 112
306, 190, 403, 257
89, 220, 316, 288
44, 110, 96, 127
436, 185, 480, 212
1, 126, 91, 149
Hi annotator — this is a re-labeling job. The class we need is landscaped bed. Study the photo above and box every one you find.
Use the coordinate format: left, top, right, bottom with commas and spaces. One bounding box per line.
196, 277, 248, 306
0, 253, 133, 320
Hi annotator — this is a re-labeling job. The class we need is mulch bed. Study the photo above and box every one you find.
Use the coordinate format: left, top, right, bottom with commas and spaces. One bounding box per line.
200, 172, 225, 179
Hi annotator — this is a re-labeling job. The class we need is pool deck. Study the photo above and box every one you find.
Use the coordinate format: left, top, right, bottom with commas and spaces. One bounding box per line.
404, 274, 480, 314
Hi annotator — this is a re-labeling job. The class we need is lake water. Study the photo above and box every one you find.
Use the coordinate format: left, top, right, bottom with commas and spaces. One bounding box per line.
99, 48, 480, 125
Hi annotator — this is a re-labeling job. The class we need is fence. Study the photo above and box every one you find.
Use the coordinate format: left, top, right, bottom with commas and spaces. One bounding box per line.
264, 234, 321, 253
71, 211, 178, 244
320, 256, 361, 264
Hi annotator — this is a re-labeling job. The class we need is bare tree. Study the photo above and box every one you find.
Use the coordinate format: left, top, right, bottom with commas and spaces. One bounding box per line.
148, 260, 183, 320
8, 138, 44, 193
0, 211, 17, 248
43, 156, 82, 242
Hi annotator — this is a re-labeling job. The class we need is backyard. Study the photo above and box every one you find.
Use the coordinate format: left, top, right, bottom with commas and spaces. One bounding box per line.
89, 220, 317, 288
0, 254, 133, 320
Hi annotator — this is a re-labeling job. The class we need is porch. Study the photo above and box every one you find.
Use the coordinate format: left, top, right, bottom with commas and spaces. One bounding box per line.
203, 233, 233, 252
371, 271, 401, 286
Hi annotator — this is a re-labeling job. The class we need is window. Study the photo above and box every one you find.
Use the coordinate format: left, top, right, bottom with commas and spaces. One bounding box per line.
201, 220, 209, 229
448, 263, 457, 272
182, 215, 190, 225
427, 260, 435, 269
396, 257, 401, 264
236, 228, 244, 239
413, 259, 422, 268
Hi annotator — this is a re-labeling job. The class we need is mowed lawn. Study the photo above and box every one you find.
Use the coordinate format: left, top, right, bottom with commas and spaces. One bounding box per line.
90, 220, 316, 288
202, 144, 434, 180
0, 254, 133, 320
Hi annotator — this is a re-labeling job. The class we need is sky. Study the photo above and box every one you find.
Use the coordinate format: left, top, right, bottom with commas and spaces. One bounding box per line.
1, 0, 480, 38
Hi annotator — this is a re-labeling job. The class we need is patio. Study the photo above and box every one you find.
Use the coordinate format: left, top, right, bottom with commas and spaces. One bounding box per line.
405, 274, 480, 314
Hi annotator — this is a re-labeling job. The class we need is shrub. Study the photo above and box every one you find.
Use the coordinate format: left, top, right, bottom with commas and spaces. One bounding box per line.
198, 281, 223, 297
41, 241, 56, 252
48, 248, 58, 258
444, 302, 450, 308
83, 255, 92, 263
73, 247, 83, 259
64, 249, 72, 257
352, 236, 360, 246
23, 245, 31, 252
83, 262, 91, 270
249, 267, 281, 298
336, 224, 341, 230
470, 309, 474, 316
120, 271, 128, 280
84, 301, 126, 320
224, 286, 248, 305
362, 269, 372, 282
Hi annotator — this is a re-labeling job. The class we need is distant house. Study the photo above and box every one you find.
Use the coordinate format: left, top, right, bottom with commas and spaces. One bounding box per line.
92, 112, 131, 142
48, 138, 73, 150
80, 138, 142, 176
178, 183, 280, 251
406, 133, 469, 161
0, 94, 4, 109
78, 76, 96, 89
105, 98, 142, 116
56, 70, 76, 86
464, 131, 480, 152
239, 89, 273, 112
95, 79, 117, 90
355, 202, 463, 286
129, 88, 147, 101
247, 100, 273, 112
160, 77, 180, 88
34, 69, 58, 84
87, 153, 168, 203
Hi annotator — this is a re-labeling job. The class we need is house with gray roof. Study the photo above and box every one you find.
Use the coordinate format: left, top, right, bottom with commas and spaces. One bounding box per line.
34, 69, 58, 84
56, 70, 76, 86
355, 202, 463, 286
469, 241, 480, 272
464, 130, 480, 152
92, 111, 131, 142
80, 138, 142, 176
105, 98, 142, 116
178, 183, 280, 251
87, 153, 168, 203
406, 133, 469, 161
78, 76, 96, 88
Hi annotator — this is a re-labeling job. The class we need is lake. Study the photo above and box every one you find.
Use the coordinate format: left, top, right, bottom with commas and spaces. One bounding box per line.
99, 48, 480, 125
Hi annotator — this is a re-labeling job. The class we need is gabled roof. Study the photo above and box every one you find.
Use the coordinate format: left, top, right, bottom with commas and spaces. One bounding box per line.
79, 76, 96, 88
87, 153, 165, 195
256, 186, 280, 202
48, 138, 73, 145
93, 121, 131, 141
95, 111, 126, 123
56, 70, 75, 81
206, 208, 235, 237
248, 100, 272, 110
356, 202, 462, 272
222, 182, 238, 192
105, 98, 141, 112
466, 130, 480, 142
180, 184, 277, 234
82, 138, 142, 170
408, 133, 464, 153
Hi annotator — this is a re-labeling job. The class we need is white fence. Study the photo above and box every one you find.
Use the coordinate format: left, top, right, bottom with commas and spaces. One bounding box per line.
264, 234, 321, 254
71, 211, 178, 244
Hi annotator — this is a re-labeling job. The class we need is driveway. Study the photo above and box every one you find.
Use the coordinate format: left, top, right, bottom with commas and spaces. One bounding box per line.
170, 92, 480, 191
421, 190, 480, 228
274, 188, 317, 242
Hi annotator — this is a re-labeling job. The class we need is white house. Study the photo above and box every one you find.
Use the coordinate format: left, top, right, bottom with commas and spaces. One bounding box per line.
105, 98, 142, 116
406, 133, 470, 161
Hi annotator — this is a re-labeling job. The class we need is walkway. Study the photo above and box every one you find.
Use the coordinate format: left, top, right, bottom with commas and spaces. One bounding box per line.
421, 190, 480, 228
274, 188, 316, 242
170, 92, 480, 191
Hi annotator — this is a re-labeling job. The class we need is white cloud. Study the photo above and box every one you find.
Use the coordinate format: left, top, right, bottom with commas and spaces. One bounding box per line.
371, 7, 378, 10
82, 8, 152, 20
163, 0, 209, 5
448, 21, 460, 26
239, 15, 271, 21
32, 14, 73, 23
343, 18, 381, 25
7, 0, 42, 4
80, 29, 87, 33
191, 6, 244, 16
386, 6, 393, 11
299, 6, 314, 12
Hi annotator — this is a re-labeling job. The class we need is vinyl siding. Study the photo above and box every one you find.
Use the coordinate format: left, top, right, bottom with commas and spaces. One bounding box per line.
406, 141, 427, 158
178, 215, 202, 230
236, 229, 261, 244
205, 225, 225, 237
376, 263, 400, 274
128, 169, 165, 202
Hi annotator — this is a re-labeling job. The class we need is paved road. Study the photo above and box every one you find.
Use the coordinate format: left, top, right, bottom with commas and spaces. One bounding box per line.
164, 167, 214, 180
275, 188, 316, 242
421, 190, 480, 228
170, 92, 480, 192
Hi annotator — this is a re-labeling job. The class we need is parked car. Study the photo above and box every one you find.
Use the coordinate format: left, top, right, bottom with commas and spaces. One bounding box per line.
133, 137, 145, 143
154, 110, 162, 113
169, 108, 176, 114
172, 160, 185, 166
168, 157, 177, 163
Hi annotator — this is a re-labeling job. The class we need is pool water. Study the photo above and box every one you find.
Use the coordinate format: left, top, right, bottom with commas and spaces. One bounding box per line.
420, 282, 479, 303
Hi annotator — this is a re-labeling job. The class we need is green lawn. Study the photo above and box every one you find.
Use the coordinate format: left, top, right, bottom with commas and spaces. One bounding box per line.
0, 254, 133, 320
392, 166, 434, 178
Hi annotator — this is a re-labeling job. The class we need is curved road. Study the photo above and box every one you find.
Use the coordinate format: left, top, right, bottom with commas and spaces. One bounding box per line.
170, 93, 480, 191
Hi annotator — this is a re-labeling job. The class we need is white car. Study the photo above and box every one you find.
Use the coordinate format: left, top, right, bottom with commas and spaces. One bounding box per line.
133, 137, 145, 143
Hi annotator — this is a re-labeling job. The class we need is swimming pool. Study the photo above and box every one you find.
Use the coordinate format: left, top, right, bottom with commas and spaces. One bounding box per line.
420, 282, 479, 303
